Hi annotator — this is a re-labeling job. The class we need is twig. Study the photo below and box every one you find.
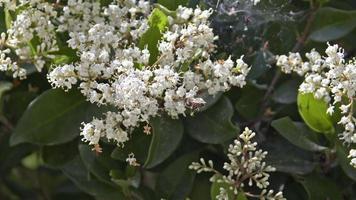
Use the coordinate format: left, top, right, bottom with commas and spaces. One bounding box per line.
261, 3, 319, 108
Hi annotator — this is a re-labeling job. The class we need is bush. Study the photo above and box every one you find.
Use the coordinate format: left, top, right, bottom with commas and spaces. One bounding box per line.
0, 0, 356, 199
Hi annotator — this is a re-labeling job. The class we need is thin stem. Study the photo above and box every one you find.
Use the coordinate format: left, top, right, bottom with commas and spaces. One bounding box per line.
261, 3, 319, 109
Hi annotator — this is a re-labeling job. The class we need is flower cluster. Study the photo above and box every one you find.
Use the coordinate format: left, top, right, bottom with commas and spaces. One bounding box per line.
189, 127, 285, 200
276, 43, 356, 168
0, 0, 59, 78
0, 33, 25, 78
47, 2, 250, 148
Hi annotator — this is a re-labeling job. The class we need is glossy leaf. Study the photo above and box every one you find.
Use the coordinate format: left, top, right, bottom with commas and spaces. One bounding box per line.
297, 92, 335, 134
271, 117, 328, 152
111, 129, 151, 163
41, 140, 78, 168
157, 152, 198, 199
310, 7, 356, 42
0, 81, 12, 99
61, 156, 125, 200
10, 89, 108, 146
272, 80, 299, 104
235, 86, 264, 120
186, 96, 239, 144
299, 174, 343, 200
79, 144, 121, 184
144, 115, 184, 168
336, 142, 356, 181
247, 50, 270, 80
263, 136, 317, 175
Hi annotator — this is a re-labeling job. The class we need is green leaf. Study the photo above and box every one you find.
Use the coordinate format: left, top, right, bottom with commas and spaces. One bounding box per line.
157, 152, 198, 199
10, 89, 108, 146
309, 7, 356, 42
144, 115, 184, 168
79, 144, 122, 185
336, 142, 356, 181
263, 136, 317, 175
197, 91, 222, 112
189, 175, 211, 200
4, 9, 12, 30
299, 174, 343, 200
61, 156, 125, 200
139, 8, 169, 64
41, 140, 78, 168
157, 0, 189, 10
271, 117, 328, 152
111, 128, 151, 163
21, 152, 41, 170
247, 50, 270, 80
0, 81, 12, 114
235, 86, 263, 120
0, 81, 12, 99
210, 176, 245, 200
186, 96, 239, 144
272, 80, 299, 104
297, 92, 335, 134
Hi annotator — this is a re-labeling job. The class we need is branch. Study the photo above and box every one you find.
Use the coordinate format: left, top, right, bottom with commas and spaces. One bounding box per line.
261, 4, 319, 108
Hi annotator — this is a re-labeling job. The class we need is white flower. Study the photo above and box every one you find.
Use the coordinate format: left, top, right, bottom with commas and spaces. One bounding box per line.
190, 127, 285, 200
277, 43, 356, 168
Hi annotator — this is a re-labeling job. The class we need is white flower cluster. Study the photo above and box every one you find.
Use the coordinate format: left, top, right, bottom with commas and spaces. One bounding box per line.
189, 127, 285, 200
0, 33, 26, 78
276, 43, 356, 168
47, 3, 250, 148
0, 0, 58, 78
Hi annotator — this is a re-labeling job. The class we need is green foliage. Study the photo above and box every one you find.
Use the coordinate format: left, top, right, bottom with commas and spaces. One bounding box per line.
139, 8, 169, 64
297, 92, 335, 135
271, 117, 327, 152
144, 115, 184, 168
156, 152, 198, 199
10, 89, 109, 146
185, 96, 239, 144
157, 0, 189, 10
309, 7, 356, 42
1, 0, 356, 199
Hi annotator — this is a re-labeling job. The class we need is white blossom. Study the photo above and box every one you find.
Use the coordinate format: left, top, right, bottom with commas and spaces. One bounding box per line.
46, 4, 250, 148
190, 127, 285, 200
277, 43, 356, 168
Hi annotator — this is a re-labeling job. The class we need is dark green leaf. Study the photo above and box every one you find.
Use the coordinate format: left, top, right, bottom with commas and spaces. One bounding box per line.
336, 142, 356, 181
0, 81, 12, 99
157, 152, 198, 199
310, 7, 356, 42
186, 96, 239, 144
197, 91, 222, 112
297, 92, 335, 134
235, 86, 263, 120
144, 115, 184, 168
79, 144, 121, 185
61, 156, 125, 200
299, 174, 343, 200
41, 140, 78, 168
247, 50, 269, 80
271, 117, 328, 152
263, 136, 317, 175
189, 175, 211, 200
10, 89, 108, 146
111, 129, 151, 163
272, 80, 299, 104
0, 81, 12, 114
